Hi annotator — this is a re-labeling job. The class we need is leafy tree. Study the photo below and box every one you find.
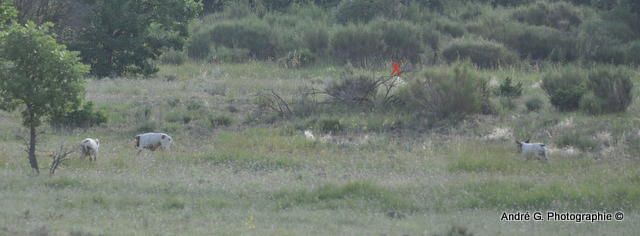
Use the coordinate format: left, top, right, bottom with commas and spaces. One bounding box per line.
75, 0, 201, 77
0, 23, 89, 174
0, 0, 17, 28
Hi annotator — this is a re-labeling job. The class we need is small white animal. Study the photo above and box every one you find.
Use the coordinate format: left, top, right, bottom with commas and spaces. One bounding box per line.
134, 132, 173, 154
80, 138, 100, 161
516, 139, 548, 161
304, 130, 316, 141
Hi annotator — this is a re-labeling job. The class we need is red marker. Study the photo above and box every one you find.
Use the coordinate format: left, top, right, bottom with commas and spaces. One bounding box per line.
391, 61, 402, 77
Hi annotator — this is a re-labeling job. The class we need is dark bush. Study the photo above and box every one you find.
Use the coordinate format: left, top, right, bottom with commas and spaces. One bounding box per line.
302, 26, 329, 54
331, 25, 384, 66
278, 49, 316, 68
496, 77, 523, 98
185, 29, 213, 60
507, 25, 578, 62
335, 0, 391, 24
209, 114, 233, 128
159, 48, 187, 65
541, 67, 587, 111
212, 46, 251, 63
325, 73, 381, 105
370, 20, 423, 62
625, 40, 640, 65
512, 2, 583, 30
442, 39, 517, 69
50, 102, 108, 129
210, 19, 276, 59
435, 20, 466, 38
318, 118, 343, 133
578, 19, 636, 63
525, 97, 544, 112
580, 66, 633, 114
400, 62, 490, 120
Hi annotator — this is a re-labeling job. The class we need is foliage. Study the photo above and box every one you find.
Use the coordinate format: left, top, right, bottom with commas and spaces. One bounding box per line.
495, 77, 523, 98
278, 49, 316, 68
0, 1, 17, 28
580, 66, 633, 114
75, 0, 202, 77
331, 24, 384, 66
159, 48, 187, 65
370, 19, 424, 62
335, 0, 392, 24
541, 67, 587, 111
512, 2, 583, 30
400, 62, 490, 120
318, 118, 343, 133
525, 97, 544, 112
0, 22, 89, 173
325, 72, 381, 106
209, 18, 276, 59
442, 39, 517, 69
50, 102, 108, 129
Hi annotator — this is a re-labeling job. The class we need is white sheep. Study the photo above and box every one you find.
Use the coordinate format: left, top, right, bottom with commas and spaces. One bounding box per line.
134, 132, 173, 154
516, 139, 548, 161
80, 138, 100, 161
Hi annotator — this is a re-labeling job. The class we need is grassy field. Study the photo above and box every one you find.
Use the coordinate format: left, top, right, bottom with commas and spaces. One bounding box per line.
1, 62, 639, 235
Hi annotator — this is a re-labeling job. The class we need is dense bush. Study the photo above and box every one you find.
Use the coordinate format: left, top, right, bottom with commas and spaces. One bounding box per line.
212, 46, 251, 63
186, 27, 214, 59
159, 48, 187, 65
370, 20, 423, 62
525, 97, 544, 112
578, 19, 636, 63
442, 39, 517, 69
580, 66, 633, 114
507, 25, 578, 62
302, 25, 329, 54
495, 77, 523, 98
512, 2, 583, 30
335, 0, 391, 24
209, 19, 276, 59
541, 67, 587, 111
325, 72, 381, 105
400, 63, 490, 120
331, 25, 384, 66
278, 49, 316, 68
50, 102, 108, 129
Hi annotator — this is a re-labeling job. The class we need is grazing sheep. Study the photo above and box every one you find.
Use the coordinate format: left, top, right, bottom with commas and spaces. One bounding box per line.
516, 139, 548, 161
80, 138, 100, 161
134, 132, 173, 154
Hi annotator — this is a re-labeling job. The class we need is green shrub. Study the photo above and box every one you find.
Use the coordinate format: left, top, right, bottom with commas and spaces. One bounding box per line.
185, 28, 213, 60
525, 97, 544, 112
580, 66, 633, 114
625, 40, 640, 65
370, 20, 423, 62
278, 49, 316, 68
542, 67, 587, 111
212, 46, 251, 63
442, 39, 517, 69
159, 48, 187, 65
400, 62, 490, 120
325, 72, 380, 105
302, 25, 329, 54
508, 25, 578, 61
210, 19, 276, 59
209, 114, 233, 128
331, 25, 384, 66
495, 77, 523, 98
512, 2, 583, 30
318, 118, 343, 133
578, 19, 636, 63
136, 120, 158, 133
335, 0, 391, 24
50, 102, 108, 129
435, 19, 466, 38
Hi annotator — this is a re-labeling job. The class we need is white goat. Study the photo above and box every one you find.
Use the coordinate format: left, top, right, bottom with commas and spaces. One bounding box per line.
516, 139, 548, 161
134, 132, 173, 154
80, 138, 100, 161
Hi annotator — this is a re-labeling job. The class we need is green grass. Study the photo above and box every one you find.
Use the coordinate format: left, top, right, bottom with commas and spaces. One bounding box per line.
1, 62, 640, 235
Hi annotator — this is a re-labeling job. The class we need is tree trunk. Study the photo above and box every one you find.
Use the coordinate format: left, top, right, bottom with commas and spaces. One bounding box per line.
27, 111, 39, 175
